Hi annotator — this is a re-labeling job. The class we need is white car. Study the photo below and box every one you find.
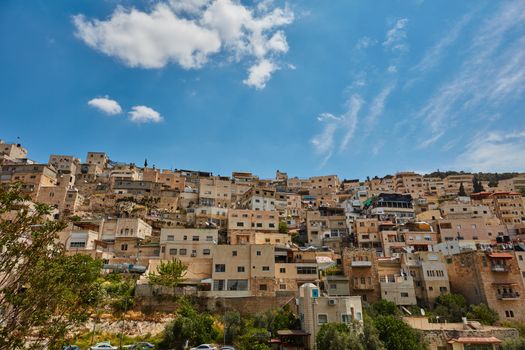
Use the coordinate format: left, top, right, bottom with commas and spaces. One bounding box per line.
191, 345, 217, 350
90, 342, 118, 350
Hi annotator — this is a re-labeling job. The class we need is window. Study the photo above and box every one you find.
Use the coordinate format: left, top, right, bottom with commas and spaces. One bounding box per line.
401, 292, 409, 298
70, 241, 86, 248
215, 264, 226, 272
280, 284, 286, 290
256, 223, 263, 228
183, 235, 188, 241
166, 235, 174, 241
232, 250, 237, 256
192, 236, 199, 241
297, 266, 317, 275
227, 279, 248, 291
121, 243, 128, 251
269, 223, 275, 228
179, 249, 187, 256
213, 279, 225, 291
203, 249, 210, 255
257, 250, 261, 256
236, 222, 244, 227
169, 248, 177, 255
440, 286, 447, 292
280, 267, 286, 273
262, 266, 270, 271
505, 310, 515, 318
206, 236, 214, 241
342, 314, 352, 323
520, 255, 524, 261
237, 266, 245, 272
317, 314, 328, 324
259, 284, 268, 291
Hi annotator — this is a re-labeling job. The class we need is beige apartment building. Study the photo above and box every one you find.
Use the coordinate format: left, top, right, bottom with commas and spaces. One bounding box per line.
444, 174, 474, 196
0, 163, 58, 198
447, 250, 525, 323
0, 140, 28, 163
394, 172, 426, 197
436, 217, 507, 242
491, 192, 524, 227
227, 209, 279, 244
353, 218, 382, 252
48, 154, 80, 175
378, 256, 417, 306
343, 249, 380, 303
86, 152, 109, 168
403, 252, 450, 306
306, 207, 347, 247
423, 177, 446, 197
297, 283, 363, 350
198, 176, 232, 207
143, 168, 185, 192
308, 175, 340, 196
498, 175, 525, 194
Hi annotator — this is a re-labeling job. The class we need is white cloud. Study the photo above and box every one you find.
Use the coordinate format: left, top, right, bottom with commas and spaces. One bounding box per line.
383, 18, 408, 51
356, 36, 377, 49
363, 85, 394, 133
387, 65, 397, 73
412, 13, 472, 73
340, 94, 364, 150
458, 131, 525, 172
243, 59, 277, 89
128, 105, 163, 123
414, 1, 525, 148
88, 96, 122, 115
73, 0, 294, 88
310, 95, 364, 166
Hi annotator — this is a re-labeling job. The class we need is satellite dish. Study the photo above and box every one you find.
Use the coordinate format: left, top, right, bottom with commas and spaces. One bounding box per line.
420, 308, 425, 316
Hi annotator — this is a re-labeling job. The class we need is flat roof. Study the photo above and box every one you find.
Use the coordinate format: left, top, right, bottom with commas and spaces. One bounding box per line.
448, 337, 501, 344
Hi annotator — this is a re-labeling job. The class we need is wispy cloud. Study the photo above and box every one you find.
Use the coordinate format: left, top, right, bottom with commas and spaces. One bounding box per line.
414, 1, 525, 148
383, 18, 409, 52
363, 84, 395, 134
88, 96, 122, 115
412, 13, 473, 73
73, 0, 294, 89
457, 131, 525, 172
356, 36, 378, 49
311, 95, 364, 166
243, 58, 277, 89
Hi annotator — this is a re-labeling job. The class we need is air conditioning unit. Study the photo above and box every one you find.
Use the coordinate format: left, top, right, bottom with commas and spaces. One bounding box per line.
328, 299, 337, 305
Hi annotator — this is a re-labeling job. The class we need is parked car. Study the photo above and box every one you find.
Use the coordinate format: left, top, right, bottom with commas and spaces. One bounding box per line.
220, 346, 236, 350
125, 342, 155, 349
190, 345, 217, 350
90, 342, 118, 350
64, 346, 81, 350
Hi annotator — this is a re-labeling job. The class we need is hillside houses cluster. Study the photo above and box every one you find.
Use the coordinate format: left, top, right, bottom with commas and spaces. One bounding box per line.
2, 139, 525, 332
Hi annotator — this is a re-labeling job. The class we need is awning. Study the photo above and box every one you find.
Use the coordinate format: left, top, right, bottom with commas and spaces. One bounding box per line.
200, 278, 213, 284
448, 337, 501, 344
489, 253, 513, 259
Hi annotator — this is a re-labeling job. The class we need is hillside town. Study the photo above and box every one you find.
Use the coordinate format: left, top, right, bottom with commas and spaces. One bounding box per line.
2, 138, 525, 350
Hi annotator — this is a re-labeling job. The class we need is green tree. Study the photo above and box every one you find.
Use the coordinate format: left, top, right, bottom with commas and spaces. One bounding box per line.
467, 303, 499, 325
367, 299, 400, 317
278, 221, 289, 234
458, 182, 467, 196
434, 293, 468, 322
316, 323, 364, 350
221, 310, 242, 345
502, 337, 525, 350
361, 315, 386, 350
236, 327, 271, 350
0, 184, 103, 349
472, 177, 485, 193
148, 258, 187, 294
374, 316, 425, 350
253, 305, 300, 337
160, 299, 218, 350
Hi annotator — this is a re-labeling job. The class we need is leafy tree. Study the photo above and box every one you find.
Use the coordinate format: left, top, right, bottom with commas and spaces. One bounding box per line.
148, 258, 187, 294
236, 327, 271, 350
160, 299, 218, 350
361, 315, 386, 350
374, 316, 425, 350
367, 299, 400, 317
0, 184, 103, 349
467, 303, 499, 325
502, 337, 525, 350
458, 182, 467, 196
278, 221, 289, 234
221, 310, 242, 345
434, 293, 468, 322
253, 305, 300, 337
316, 323, 363, 350
472, 177, 485, 193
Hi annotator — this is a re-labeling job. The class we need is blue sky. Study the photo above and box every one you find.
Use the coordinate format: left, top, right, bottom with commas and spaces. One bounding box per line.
1, 0, 524, 180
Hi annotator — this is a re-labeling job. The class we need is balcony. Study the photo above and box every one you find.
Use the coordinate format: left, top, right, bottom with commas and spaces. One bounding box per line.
498, 292, 520, 300
351, 261, 372, 268
491, 265, 510, 272
353, 283, 375, 290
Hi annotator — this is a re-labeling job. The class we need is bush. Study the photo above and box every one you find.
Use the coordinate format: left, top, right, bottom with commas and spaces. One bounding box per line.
374, 316, 426, 350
